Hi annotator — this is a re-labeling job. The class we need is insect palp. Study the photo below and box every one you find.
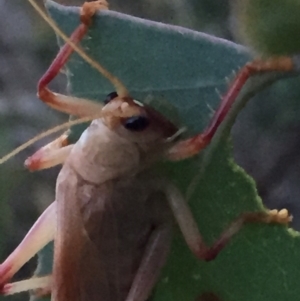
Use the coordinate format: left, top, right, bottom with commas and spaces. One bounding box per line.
165, 127, 187, 143
132, 99, 145, 107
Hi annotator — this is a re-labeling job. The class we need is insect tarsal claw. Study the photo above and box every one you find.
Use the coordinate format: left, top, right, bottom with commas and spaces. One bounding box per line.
267, 209, 292, 224
80, 0, 109, 26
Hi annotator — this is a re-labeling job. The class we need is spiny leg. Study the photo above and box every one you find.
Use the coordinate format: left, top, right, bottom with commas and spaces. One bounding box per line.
25, 133, 73, 171
0, 202, 56, 286
165, 184, 291, 261
167, 56, 295, 160
37, 1, 108, 116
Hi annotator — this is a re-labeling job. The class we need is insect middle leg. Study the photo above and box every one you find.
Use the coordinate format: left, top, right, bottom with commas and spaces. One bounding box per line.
165, 184, 291, 261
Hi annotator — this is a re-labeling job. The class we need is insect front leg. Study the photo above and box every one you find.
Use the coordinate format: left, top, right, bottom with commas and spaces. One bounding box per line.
25, 1, 112, 171
36, 1, 108, 117
0, 202, 56, 287
164, 184, 291, 261
167, 57, 295, 161
125, 225, 172, 301
25, 133, 74, 171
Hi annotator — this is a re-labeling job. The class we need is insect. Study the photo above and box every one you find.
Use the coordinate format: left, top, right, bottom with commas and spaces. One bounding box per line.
0, 1, 292, 301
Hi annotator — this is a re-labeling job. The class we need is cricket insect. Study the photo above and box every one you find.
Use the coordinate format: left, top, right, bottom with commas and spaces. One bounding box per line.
0, 1, 292, 301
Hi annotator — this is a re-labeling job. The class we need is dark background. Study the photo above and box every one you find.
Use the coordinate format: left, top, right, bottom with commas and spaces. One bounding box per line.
1, 1, 300, 300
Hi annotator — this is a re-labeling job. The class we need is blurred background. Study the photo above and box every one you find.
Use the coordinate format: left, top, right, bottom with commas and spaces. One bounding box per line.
1, 0, 300, 300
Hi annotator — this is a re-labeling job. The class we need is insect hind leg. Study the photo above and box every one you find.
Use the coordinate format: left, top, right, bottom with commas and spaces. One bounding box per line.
2, 275, 52, 296
0, 202, 56, 287
81, 1, 109, 26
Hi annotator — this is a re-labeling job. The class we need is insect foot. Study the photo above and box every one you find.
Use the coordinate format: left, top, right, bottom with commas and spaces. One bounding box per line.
239, 209, 292, 225
81, 0, 109, 26
266, 209, 292, 224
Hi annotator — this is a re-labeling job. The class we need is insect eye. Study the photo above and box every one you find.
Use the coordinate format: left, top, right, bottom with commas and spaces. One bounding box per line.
104, 92, 118, 104
123, 116, 150, 131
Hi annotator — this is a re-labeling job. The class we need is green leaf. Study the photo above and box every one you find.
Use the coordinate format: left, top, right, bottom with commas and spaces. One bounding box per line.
32, 2, 300, 301
232, 0, 300, 56
46, 0, 250, 142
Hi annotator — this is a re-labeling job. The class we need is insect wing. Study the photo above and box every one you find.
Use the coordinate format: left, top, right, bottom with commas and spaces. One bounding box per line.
53, 164, 112, 301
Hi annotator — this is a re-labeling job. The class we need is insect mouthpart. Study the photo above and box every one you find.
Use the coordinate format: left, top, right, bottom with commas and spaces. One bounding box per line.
104, 92, 145, 108
104, 92, 150, 131
101, 94, 146, 130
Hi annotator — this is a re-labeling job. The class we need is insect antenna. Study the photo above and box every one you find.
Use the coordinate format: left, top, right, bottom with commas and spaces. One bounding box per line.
1, 0, 137, 165
0, 114, 101, 165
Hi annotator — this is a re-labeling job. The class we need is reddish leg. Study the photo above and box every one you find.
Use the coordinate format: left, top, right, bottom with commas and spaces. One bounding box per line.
37, 1, 108, 116
165, 184, 291, 261
168, 56, 294, 160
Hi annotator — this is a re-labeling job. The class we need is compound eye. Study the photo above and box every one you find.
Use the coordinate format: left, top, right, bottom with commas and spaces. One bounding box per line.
104, 92, 118, 104
123, 116, 150, 131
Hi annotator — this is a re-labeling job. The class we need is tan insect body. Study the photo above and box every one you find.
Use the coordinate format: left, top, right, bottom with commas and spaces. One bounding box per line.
68, 119, 142, 184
